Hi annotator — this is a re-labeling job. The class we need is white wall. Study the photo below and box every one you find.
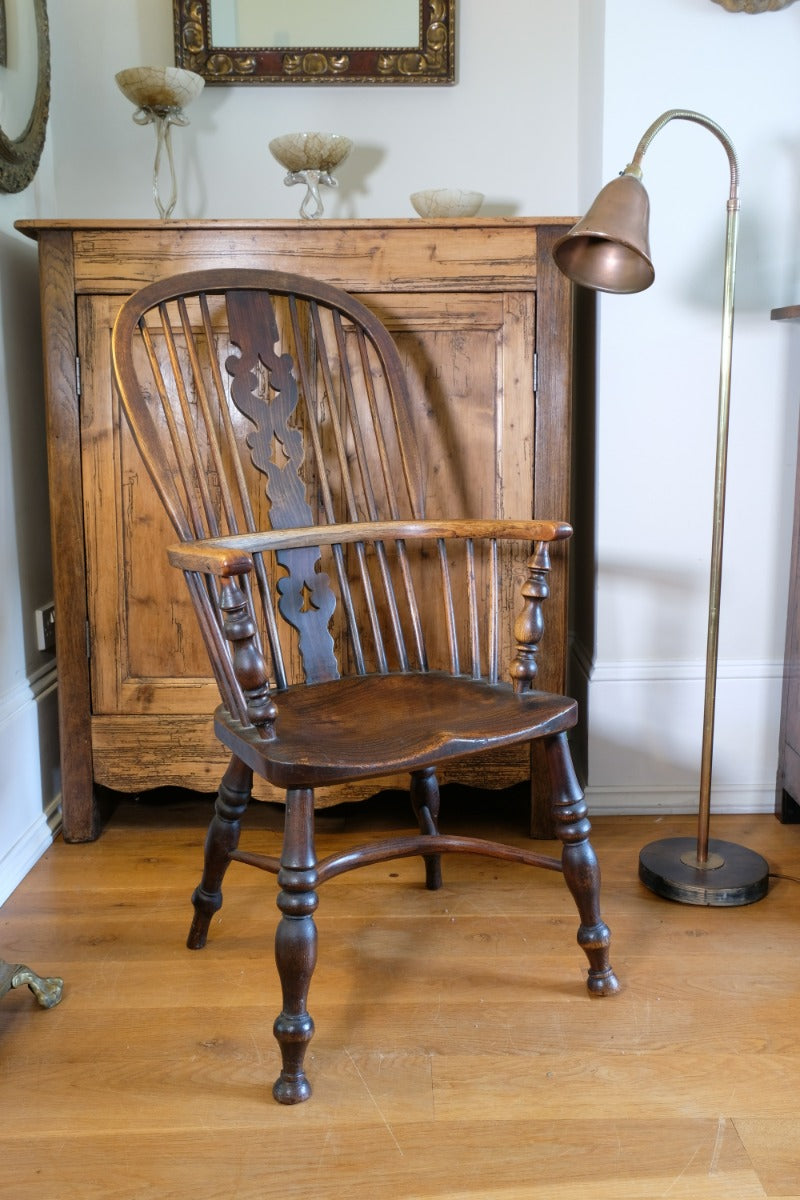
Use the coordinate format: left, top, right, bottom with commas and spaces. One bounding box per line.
2, 0, 799, 901
583, 0, 800, 814
45, 0, 580, 220
0, 0, 60, 903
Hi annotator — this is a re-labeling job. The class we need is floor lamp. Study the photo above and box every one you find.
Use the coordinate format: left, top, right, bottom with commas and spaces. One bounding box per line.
553, 108, 770, 906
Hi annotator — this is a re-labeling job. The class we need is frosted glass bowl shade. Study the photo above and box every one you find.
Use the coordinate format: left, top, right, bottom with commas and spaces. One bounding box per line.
269, 132, 353, 174
410, 189, 484, 218
115, 66, 205, 112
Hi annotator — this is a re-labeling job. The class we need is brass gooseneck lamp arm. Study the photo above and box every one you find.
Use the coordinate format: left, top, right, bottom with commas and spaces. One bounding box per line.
553, 109, 769, 905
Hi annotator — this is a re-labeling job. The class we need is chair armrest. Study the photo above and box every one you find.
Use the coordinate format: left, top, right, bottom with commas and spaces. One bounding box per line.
166, 518, 573, 576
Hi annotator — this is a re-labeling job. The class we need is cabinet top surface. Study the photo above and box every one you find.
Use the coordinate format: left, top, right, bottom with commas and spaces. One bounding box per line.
15, 216, 576, 238
17, 216, 579, 296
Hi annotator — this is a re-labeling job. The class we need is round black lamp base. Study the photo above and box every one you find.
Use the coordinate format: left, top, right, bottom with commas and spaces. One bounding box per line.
638, 837, 769, 906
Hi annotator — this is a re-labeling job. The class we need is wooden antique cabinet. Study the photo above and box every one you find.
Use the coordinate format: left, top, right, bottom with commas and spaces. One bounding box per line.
18, 218, 583, 841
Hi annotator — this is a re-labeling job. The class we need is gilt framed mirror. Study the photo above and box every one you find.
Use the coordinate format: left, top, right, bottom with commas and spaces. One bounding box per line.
0, 0, 51, 193
173, 0, 455, 85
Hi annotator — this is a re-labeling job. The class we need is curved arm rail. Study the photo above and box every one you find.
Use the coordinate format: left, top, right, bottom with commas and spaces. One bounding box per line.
167, 517, 573, 577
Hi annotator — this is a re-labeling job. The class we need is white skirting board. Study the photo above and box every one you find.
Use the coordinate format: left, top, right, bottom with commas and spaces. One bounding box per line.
570, 645, 783, 816
0, 666, 62, 906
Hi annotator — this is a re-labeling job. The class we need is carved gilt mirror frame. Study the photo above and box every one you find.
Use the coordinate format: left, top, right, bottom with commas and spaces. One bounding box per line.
0, 0, 51, 192
173, 0, 455, 85
710, 0, 797, 8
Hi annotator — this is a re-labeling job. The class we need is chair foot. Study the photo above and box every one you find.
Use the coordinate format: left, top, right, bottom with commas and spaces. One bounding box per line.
411, 767, 443, 890
587, 965, 622, 996
187, 889, 220, 950
424, 860, 443, 891
272, 1010, 315, 1104
273, 1074, 313, 1105
578, 923, 621, 995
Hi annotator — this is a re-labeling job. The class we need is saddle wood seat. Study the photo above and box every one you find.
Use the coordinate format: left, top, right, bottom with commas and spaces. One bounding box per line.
216, 668, 577, 786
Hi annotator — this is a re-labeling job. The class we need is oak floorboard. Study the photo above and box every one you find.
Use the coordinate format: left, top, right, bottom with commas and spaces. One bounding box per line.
0, 1120, 767, 1200
735, 1120, 800, 1197
1, 798, 799, 1198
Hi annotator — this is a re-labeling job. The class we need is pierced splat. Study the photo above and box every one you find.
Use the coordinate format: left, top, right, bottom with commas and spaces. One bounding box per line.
269, 433, 291, 471
225, 288, 338, 682
300, 581, 318, 613
275, 550, 338, 681
224, 288, 310, 528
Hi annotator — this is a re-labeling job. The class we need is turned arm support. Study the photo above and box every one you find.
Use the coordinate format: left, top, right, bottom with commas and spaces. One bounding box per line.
509, 540, 555, 694
217, 574, 278, 739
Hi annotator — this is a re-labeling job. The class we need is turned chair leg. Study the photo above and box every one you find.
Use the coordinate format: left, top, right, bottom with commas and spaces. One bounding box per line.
187, 754, 253, 950
411, 767, 443, 890
544, 732, 620, 997
273, 787, 318, 1104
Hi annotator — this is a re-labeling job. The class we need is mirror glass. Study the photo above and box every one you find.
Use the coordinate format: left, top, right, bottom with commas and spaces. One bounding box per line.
209, 0, 419, 49
3, 0, 38, 138
175, 0, 455, 85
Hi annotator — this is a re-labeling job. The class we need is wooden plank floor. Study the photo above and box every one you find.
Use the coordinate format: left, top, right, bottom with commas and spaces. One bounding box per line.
1, 790, 800, 1199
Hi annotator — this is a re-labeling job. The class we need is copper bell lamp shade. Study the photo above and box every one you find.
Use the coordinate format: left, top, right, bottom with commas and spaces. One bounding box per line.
551, 172, 655, 294
554, 109, 770, 906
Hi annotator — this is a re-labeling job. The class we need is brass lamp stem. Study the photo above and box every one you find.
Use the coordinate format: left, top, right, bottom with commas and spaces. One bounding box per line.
627, 110, 740, 868
553, 107, 769, 903
697, 192, 738, 864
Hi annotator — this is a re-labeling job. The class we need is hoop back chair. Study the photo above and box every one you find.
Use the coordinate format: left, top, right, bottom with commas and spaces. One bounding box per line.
111, 268, 619, 1104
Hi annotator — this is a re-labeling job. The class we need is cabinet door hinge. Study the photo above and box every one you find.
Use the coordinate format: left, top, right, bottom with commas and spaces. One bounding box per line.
75, 355, 82, 397
533, 351, 538, 395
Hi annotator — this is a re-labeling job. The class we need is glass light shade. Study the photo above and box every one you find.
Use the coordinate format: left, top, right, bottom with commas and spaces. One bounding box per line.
268, 132, 352, 175
115, 66, 204, 114
115, 65, 204, 220
268, 132, 353, 220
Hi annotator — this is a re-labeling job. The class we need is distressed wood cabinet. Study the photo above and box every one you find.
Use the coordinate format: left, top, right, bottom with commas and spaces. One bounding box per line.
18, 218, 583, 841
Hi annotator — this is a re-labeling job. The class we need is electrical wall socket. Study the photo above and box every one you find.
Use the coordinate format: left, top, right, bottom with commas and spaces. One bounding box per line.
35, 602, 56, 652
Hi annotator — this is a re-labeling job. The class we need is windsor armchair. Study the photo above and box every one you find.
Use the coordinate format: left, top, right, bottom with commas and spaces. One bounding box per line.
111, 268, 618, 1104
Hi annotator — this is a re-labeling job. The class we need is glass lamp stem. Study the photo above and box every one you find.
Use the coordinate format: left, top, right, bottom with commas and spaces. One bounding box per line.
152, 114, 178, 220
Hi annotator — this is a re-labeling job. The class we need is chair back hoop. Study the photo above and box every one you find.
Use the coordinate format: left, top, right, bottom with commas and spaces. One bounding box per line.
112, 268, 569, 724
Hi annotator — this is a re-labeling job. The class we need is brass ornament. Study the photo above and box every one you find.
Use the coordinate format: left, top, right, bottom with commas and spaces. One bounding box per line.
282, 53, 350, 79
0, 958, 63, 1008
